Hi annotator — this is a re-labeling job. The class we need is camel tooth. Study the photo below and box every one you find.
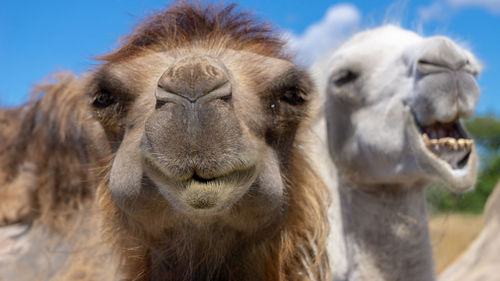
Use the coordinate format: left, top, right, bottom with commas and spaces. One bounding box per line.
422, 133, 430, 146
458, 139, 465, 149
441, 138, 449, 148
463, 140, 469, 148
439, 138, 449, 147
438, 138, 448, 145
464, 139, 472, 147
448, 138, 458, 149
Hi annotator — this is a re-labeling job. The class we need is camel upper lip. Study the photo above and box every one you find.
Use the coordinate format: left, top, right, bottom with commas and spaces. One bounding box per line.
141, 152, 257, 187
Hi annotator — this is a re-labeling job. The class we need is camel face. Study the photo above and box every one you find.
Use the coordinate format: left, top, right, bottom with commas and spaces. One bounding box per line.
141, 55, 259, 214
317, 26, 479, 191
90, 47, 312, 224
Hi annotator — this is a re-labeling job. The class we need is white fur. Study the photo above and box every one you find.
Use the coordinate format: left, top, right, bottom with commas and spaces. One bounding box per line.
310, 25, 481, 281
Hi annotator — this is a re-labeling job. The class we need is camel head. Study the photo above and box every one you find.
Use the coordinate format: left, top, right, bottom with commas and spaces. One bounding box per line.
87, 4, 315, 235
314, 26, 480, 192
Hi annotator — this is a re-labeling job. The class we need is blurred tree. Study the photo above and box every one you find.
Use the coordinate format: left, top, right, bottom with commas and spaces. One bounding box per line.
427, 114, 500, 214
466, 116, 500, 151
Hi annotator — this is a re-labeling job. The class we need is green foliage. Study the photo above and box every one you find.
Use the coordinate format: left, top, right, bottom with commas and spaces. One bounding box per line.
427, 114, 500, 214
465, 116, 500, 151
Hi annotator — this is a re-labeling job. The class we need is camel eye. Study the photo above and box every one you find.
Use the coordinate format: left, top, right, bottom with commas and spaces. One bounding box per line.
92, 93, 116, 108
280, 88, 307, 106
331, 70, 358, 87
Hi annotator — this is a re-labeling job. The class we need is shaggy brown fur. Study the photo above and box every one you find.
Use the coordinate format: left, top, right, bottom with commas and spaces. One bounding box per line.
91, 3, 330, 280
1, 2, 330, 280
100, 2, 288, 63
0, 73, 108, 229
0, 108, 35, 224
96, 141, 330, 281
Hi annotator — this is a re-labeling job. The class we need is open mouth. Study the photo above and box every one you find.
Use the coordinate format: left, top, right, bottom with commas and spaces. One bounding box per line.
417, 121, 474, 169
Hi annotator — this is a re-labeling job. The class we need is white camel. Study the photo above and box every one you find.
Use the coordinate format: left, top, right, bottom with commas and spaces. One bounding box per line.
310, 25, 481, 281
439, 181, 500, 281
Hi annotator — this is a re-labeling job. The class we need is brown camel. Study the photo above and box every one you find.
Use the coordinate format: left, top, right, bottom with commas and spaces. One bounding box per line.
0, 107, 36, 225
0, 73, 107, 228
0, 3, 330, 280
0, 74, 109, 280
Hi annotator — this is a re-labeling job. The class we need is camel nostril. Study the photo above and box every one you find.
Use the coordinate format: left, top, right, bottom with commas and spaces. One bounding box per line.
416, 59, 449, 75
197, 80, 232, 104
155, 86, 178, 109
417, 37, 472, 73
417, 58, 468, 73
220, 93, 232, 103
156, 56, 232, 104
155, 99, 167, 109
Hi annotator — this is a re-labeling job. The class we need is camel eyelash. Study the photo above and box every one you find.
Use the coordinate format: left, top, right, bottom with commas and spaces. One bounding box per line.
92, 92, 117, 108
280, 87, 307, 106
331, 70, 359, 87
91, 71, 136, 108
266, 69, 311, 107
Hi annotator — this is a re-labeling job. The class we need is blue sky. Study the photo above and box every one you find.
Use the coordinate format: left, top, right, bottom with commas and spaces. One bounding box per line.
1, 0, 499, 114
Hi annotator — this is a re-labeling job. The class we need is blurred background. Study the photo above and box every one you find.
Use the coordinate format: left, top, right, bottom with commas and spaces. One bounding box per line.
1, 0, 499, 272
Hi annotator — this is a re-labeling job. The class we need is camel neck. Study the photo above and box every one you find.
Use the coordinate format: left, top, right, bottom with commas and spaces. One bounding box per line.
338, 176, 435, 281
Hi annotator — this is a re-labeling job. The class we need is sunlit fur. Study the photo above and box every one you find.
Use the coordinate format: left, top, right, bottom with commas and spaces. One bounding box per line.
92, 3, 330, 280
0, 74, 107, 229
310, 25, 480, 281
0, 2, 330, 280
97, 144, 330, 280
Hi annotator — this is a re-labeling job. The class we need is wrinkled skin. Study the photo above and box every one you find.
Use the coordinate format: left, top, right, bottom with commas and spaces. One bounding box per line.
100, 49, 307, 230
311, 26, 481, 281
91, 44, 319, 279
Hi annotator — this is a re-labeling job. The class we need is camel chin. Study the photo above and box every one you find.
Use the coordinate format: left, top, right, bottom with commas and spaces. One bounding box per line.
406, 106, 478, 193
